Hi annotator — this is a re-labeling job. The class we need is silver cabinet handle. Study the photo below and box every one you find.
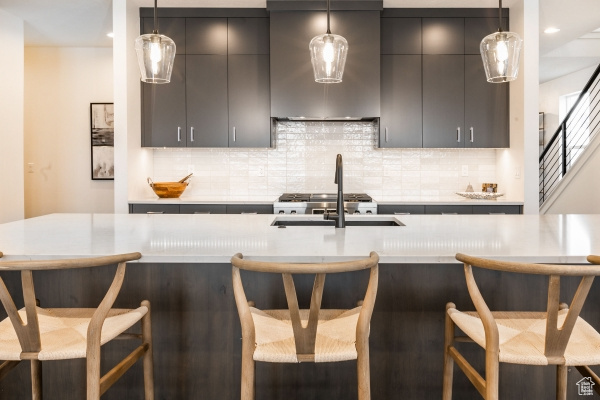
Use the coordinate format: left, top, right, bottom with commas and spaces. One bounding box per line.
385, 127, 389, 142
470, 127, 474, 143
190, 127, 195, 142
233, 126, 236, 142
146, 211, 164, 214
177, 127, 182, 142
457, 127, 461, 142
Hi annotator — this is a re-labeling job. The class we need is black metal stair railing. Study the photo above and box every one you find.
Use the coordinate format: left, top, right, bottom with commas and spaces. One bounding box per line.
539, 64, 600, 207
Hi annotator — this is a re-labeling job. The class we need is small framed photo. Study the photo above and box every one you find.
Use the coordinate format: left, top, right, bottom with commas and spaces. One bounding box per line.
90, 103, 114, 180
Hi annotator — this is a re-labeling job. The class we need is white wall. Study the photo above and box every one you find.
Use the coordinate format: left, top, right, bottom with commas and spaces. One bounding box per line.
24, 47, 114, 217
496, 0, 539, 214
0, 10, 24, 223
113, 0, 153, 213
539, 64, 597, 143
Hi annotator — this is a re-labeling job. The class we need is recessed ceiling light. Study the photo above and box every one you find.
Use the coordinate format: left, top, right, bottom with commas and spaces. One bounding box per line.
107, 32, 114, 38
544, 27, 560, 34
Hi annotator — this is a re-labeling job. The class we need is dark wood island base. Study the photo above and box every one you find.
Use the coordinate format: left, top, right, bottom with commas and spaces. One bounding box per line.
1, 262, 599, 399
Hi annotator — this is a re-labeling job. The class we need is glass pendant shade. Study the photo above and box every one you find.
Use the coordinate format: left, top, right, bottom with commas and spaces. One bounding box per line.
135, 33, 176, 84
309, 33, 348, 83
480, 31, 522, 83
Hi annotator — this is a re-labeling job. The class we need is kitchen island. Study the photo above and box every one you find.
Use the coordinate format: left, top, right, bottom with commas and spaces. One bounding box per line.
0, 213, 599, 399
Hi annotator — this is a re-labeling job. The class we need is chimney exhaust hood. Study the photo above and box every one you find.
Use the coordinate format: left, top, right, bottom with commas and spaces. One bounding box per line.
269, 0, 381, 120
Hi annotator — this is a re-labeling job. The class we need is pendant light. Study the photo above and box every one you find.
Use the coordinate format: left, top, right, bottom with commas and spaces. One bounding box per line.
480, 0, 523, 83
134, 0, 176, 84
309, 0, 348, 83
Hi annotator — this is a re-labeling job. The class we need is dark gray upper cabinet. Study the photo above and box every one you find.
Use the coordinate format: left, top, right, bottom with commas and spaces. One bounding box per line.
422, 18, 464, 54
186, 55, 229, 147
142, 55, 187, 147
380, 12, 509, 149
186, 18, 228, 54
380, 55, 422, 148
381, 18, 421, 55
142, 18, 186, 54
270, 11, 380, 118
141, 13, 271, 148
228, 55, 271, 147
464, 55, 509, 148
422, 55, 465, 148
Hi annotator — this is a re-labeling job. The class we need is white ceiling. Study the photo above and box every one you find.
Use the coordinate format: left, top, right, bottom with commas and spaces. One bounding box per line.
0, 0, 599, 83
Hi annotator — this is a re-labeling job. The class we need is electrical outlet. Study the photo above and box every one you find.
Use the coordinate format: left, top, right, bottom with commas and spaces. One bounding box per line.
515, 168, 521, 179
258, 166, 265, 177
27, 163, 34, 173
461, 165, 469, 177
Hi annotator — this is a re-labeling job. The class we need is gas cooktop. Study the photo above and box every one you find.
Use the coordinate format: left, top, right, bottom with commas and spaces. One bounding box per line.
274, 193, 377, 214
278, 193, 373, 203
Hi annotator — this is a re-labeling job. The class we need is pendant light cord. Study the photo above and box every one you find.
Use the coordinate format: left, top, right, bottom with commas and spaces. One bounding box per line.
153, 0, 159, 34
326, 0, 331, 34
498, 0, 503, 32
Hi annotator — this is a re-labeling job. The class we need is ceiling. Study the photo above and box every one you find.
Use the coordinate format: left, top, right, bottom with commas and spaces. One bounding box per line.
1, 0, 599, 83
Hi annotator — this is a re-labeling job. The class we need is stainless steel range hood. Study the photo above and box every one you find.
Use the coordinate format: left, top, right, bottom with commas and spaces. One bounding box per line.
269, 2, 381, 120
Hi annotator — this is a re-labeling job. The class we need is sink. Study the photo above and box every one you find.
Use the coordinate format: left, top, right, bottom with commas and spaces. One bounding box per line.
271, 216, 404, 227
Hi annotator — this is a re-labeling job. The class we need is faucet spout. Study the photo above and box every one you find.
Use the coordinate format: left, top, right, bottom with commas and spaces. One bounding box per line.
328, 154, 345, 228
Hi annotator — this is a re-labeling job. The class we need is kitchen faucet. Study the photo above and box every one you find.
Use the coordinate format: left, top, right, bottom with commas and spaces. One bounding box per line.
325, 154, 345, 228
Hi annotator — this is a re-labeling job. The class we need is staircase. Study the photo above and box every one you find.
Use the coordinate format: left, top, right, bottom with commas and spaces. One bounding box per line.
539, 64, 600, 209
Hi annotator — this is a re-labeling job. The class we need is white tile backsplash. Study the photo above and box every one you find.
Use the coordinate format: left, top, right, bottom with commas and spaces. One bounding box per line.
152, 121, 497, 200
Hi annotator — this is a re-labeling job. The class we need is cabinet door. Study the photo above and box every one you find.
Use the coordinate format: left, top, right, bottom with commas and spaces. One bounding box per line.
141, 55, 187, 147
228, 18, 270, 55
185, 18, 227, 55
228, 55, 271, 148
142, 18, 186, 54
464, 55, 509, 148
425, 205, 472, 214
180, 204, 227, 214
380, 55, 422, 148
422, 18, 464, 54
378, 205, 425, 214
381, 18, 421, 55
423, 55, 464, 148
226, 204, 273, 214
130, 204, 180, 214
186, 55, 229, 147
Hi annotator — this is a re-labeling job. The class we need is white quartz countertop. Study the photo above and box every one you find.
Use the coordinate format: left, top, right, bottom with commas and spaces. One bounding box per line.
0, 213, 595, 264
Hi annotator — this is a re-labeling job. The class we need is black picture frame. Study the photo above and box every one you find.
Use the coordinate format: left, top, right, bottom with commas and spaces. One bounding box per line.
90, 103, 114, 180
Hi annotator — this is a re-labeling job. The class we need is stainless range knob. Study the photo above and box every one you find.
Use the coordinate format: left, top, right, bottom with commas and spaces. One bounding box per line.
355, 210, 361, 214
279, 210, 285, 214
291, 210, 297, 214
366, 210, 373, 214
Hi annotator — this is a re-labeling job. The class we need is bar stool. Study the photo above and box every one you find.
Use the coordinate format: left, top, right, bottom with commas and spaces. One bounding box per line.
231, 252, 379, 400
443, 253, 600, 400
0, 252, 154, 400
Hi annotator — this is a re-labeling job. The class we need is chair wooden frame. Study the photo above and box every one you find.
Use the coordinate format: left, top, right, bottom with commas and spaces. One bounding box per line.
0, 252, 154, 400
443, 253, 600, 400
231, 252, 379, 400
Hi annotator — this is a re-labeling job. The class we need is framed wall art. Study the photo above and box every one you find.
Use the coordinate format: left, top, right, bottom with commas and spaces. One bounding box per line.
90, 103, 114, 180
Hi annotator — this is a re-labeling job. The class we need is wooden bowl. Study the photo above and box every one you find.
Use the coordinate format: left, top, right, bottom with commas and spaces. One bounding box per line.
147, 178, 188, 198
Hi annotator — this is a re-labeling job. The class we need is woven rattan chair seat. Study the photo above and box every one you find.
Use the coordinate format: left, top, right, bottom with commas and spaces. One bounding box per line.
448, 308, 600, 366
0, 306, 147, 361
251, 306, 361, 363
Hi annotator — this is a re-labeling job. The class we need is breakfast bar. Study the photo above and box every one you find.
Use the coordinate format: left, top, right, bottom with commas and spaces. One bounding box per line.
1, 213, 600, 399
